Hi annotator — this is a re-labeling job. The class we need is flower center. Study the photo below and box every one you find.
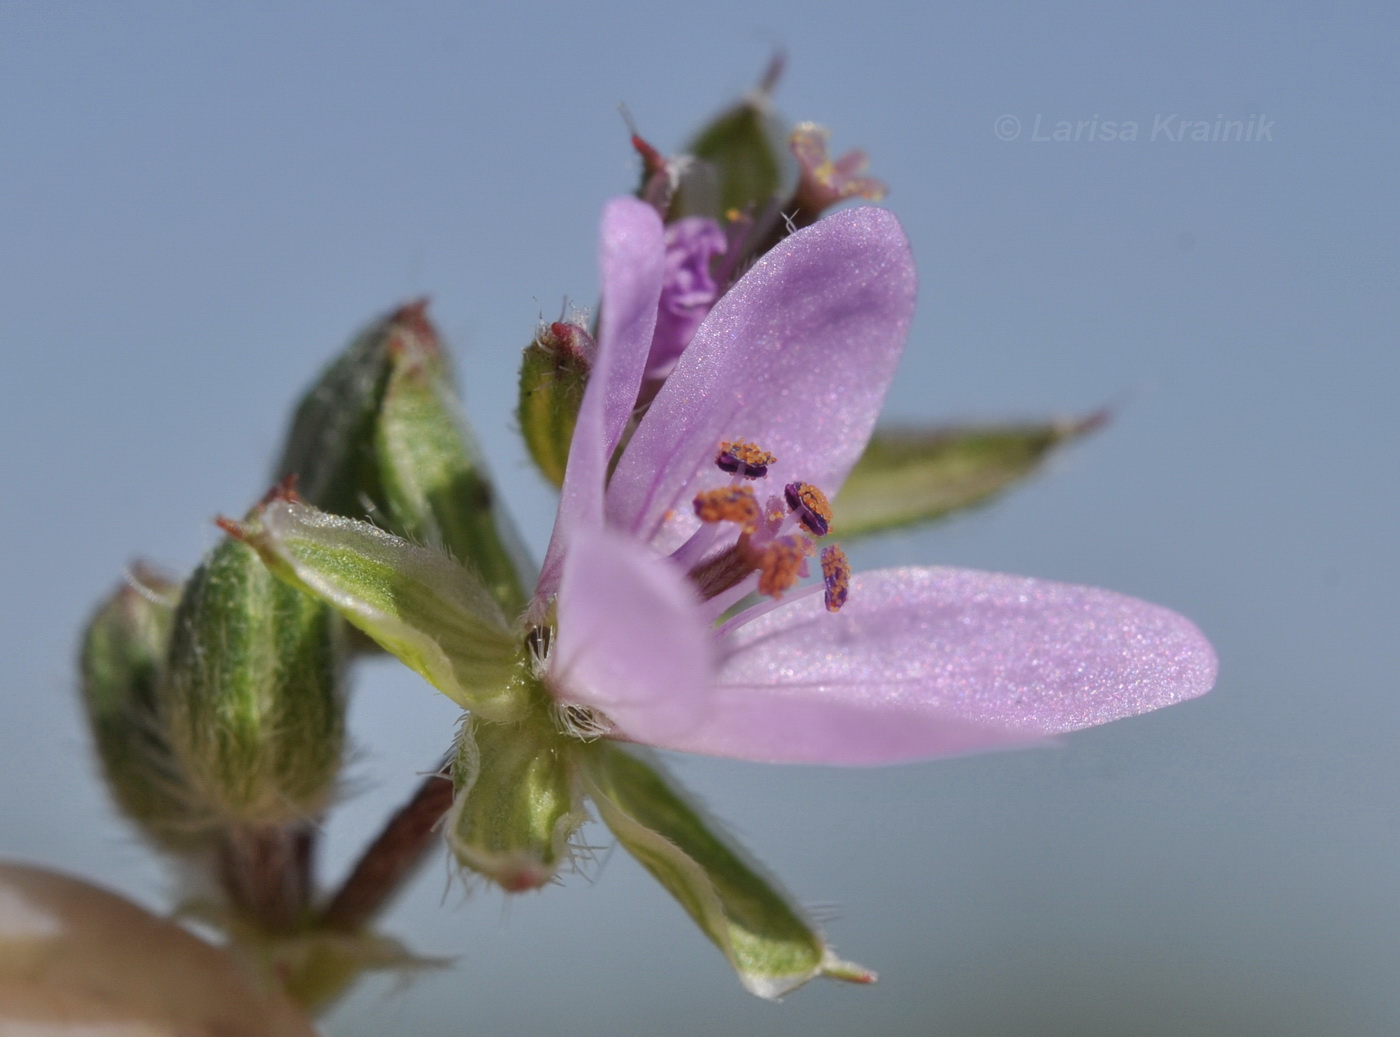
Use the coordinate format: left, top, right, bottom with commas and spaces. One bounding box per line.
682, 438, 850, 612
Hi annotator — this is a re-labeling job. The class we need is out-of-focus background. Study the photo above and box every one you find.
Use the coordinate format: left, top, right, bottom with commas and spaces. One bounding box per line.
2, 3, 1394, 1034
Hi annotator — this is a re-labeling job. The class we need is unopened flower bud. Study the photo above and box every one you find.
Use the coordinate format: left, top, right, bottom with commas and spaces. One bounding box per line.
582, 742, 872, 999
159, 532, 346, 827
79, 566, 207, 849
447, 714, 585, 892
274, 301, 433, 520
374, 326, 531, 612
517, 319, 593, 489
276, 299, 529, 612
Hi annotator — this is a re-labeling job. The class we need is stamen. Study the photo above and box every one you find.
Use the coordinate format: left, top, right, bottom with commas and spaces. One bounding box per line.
784, 482, 833, 537
716, 439, 776, 479
693, 485, 760, 533
752, 535, 814, 599
820, 545, 851, 613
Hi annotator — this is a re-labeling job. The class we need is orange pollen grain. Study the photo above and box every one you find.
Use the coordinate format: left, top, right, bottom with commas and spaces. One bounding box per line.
716, 439, 777, 478
785, 481, 834, 537
751, 536, 812, 599
821, 545, 851, 613
692, 486, 761, 533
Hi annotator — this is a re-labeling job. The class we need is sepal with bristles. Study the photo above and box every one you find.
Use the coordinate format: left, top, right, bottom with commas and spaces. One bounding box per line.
227, 497, 530, 722
581, 742, 871, 999
447, 713, 586, 892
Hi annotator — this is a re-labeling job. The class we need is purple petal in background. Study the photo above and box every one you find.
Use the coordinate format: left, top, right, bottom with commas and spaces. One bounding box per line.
607, 207, 916, 553
647, 216, 728, 378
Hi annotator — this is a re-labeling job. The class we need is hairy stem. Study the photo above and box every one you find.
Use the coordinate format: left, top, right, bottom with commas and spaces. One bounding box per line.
318, 755, 453, 932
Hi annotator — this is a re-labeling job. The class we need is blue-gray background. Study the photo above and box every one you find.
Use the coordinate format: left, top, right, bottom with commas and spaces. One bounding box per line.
2, 3, 1394, 1034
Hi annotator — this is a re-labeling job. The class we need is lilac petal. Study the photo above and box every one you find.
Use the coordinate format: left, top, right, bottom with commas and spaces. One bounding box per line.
661, 567, 1217, 765
645, 680, 1040, 765
552, 525, 716, 744
537, 198, 664, 599
606, 206, 916, 553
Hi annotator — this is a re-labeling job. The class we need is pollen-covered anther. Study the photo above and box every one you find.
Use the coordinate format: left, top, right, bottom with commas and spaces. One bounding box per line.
821, 545, 851, 613
693, 485, 761, 533
715, 439, 777, 479
749, 535, 813, 599
784, 481, 833, 537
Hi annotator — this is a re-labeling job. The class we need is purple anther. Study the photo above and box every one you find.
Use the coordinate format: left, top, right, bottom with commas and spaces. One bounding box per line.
784, 481, 832, 538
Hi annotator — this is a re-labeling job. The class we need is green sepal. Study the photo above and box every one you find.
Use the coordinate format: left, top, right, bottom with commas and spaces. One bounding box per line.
834, 413, 1107, 538
447, 712, 586, 892
517, 321, 590, 489
674, 67, 793, 219
231, 499, 530, 722
581, 742, 872, 999
160, 536, 346, 827
375, 343, 531, 613
79, 567, 209, 849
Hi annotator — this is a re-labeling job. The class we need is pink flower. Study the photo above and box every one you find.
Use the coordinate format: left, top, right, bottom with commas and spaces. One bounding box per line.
532, 197, 1216, 765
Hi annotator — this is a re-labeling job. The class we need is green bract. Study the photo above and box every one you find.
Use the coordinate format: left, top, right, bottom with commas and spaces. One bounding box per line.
835, 415, 1106, 538
582, 742, 871, 999
160, 536, 345, 826
234, 500, 530, 722
673, 70, 793, 219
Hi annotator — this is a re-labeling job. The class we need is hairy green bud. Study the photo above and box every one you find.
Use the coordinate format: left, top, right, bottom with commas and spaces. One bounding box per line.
447, 714, 585, 892
517, 319, 592, 489
160, 534, 346, 826
276, 300, 530, 613
79, 566, 208, 849
373, 328, 531, 612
